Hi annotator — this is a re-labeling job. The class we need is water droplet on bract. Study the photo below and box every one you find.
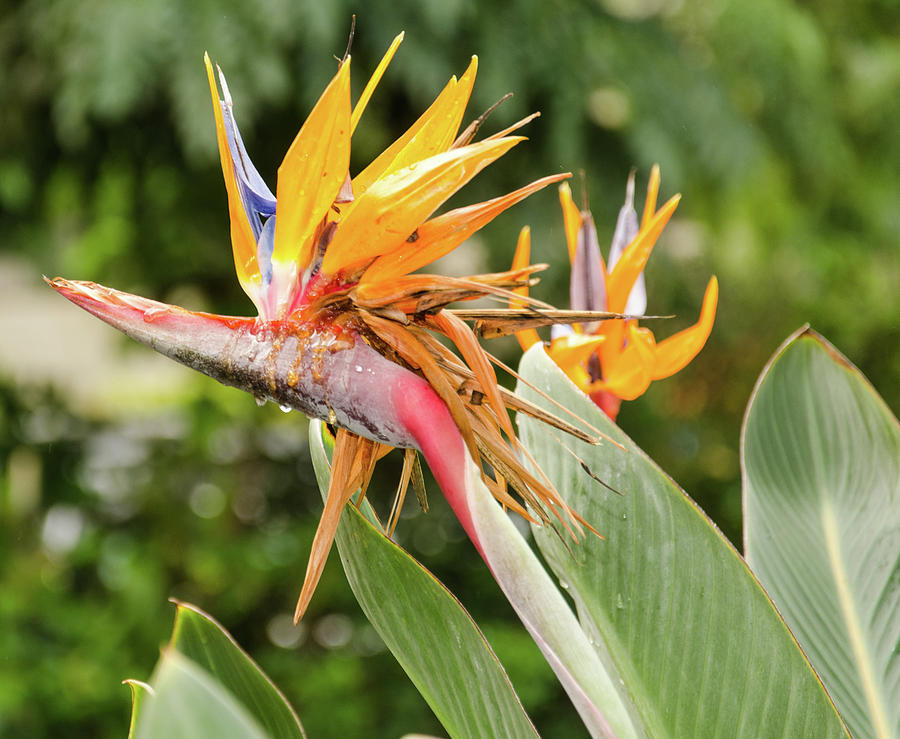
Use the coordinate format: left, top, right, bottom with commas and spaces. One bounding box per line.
559, 580, 570, 591
279, 404, 292, 414
354, 365, 362, 373
622, 513, 627, 520
254, 396, 267, 407
616, 593, 625, 610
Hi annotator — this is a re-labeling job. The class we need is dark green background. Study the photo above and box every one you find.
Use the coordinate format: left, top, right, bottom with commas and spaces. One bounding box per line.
1, 0, 897, 735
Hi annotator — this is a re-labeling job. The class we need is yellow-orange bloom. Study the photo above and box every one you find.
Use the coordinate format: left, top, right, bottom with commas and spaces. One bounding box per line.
513, 167, 718, 420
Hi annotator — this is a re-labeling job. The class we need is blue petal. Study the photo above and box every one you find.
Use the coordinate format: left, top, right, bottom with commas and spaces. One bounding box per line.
217, 68, 276, 241
257, 215, 276, 286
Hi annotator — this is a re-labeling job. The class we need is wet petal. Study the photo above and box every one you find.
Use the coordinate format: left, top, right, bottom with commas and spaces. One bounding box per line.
322, 136, 522, 277
361, 173, 568, 285
353, 57, 478, 197
651, 276, 718, 380
272, 59, 352, 274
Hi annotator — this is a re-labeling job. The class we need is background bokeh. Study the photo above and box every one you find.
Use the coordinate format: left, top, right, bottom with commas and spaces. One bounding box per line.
1, 0, 898, 735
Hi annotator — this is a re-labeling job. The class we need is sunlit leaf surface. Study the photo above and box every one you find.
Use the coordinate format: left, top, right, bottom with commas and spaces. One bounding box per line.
308, 421, 540, 739
743, 328, 900, 739
516, 343, 849, 737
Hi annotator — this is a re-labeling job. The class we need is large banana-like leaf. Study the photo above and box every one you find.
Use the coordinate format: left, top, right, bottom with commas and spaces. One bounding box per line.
515, 343, 849, 737
307, 421, 540, 739
742, 328, 900, 738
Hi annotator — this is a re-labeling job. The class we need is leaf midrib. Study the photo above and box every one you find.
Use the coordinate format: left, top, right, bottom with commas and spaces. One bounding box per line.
821, 500, 891, 739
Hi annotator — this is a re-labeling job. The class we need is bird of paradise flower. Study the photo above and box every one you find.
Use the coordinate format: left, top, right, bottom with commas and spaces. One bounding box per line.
48, 33, 619, 622
511, 167, 718, 421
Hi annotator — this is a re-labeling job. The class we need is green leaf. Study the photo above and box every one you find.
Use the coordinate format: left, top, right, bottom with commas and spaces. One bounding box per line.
125, 679, 153, 739
135, 650, 269, 739
308, 421, 540, 739
742, 328, 900, 739
515, 343, 849, 737
168, 601, 305, 739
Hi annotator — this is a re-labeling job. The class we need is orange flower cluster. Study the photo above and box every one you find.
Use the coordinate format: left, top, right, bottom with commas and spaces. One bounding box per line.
513, 167, 718, 420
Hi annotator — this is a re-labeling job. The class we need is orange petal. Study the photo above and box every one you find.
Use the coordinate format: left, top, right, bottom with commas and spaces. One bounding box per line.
509, 226, 541, 350
558, 182, 581, 264
548, 339, 595, 393
273, 59, 352, 271
548, 333, 606, 374
641, 164, 660, 231
350, 32, 404, 135
510, 225, 532, 300
204, 54, 261, 298
597, 316, 625, 368
322, 136, 522, 277
360, 173, 568, 286
606, 193, 680, 313
429, 310, 514, 440
294, 427, 360, 623
352, 57, 478, 196
651, 275, 718, 379
591, 324, 656, 401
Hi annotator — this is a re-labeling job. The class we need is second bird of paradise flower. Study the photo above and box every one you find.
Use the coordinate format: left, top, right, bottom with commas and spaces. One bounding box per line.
513, 167, 718, 421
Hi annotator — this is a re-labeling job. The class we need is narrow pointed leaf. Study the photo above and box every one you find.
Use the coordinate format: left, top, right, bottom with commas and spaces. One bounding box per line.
515, 343, 849, 737
308, 420, 540, 739
742, 328, 900, 739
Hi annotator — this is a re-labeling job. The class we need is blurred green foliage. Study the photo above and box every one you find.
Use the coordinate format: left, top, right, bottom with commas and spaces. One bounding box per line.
1, 0, 897, 735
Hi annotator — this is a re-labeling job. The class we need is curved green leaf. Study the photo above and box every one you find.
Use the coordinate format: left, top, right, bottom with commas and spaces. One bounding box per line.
516, 343, 849, 737
168, 601, 305, 739
135, 651, 269, 739
125, 679, 153, 739
742, 328, 900, 739
308, 420, 539, 739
